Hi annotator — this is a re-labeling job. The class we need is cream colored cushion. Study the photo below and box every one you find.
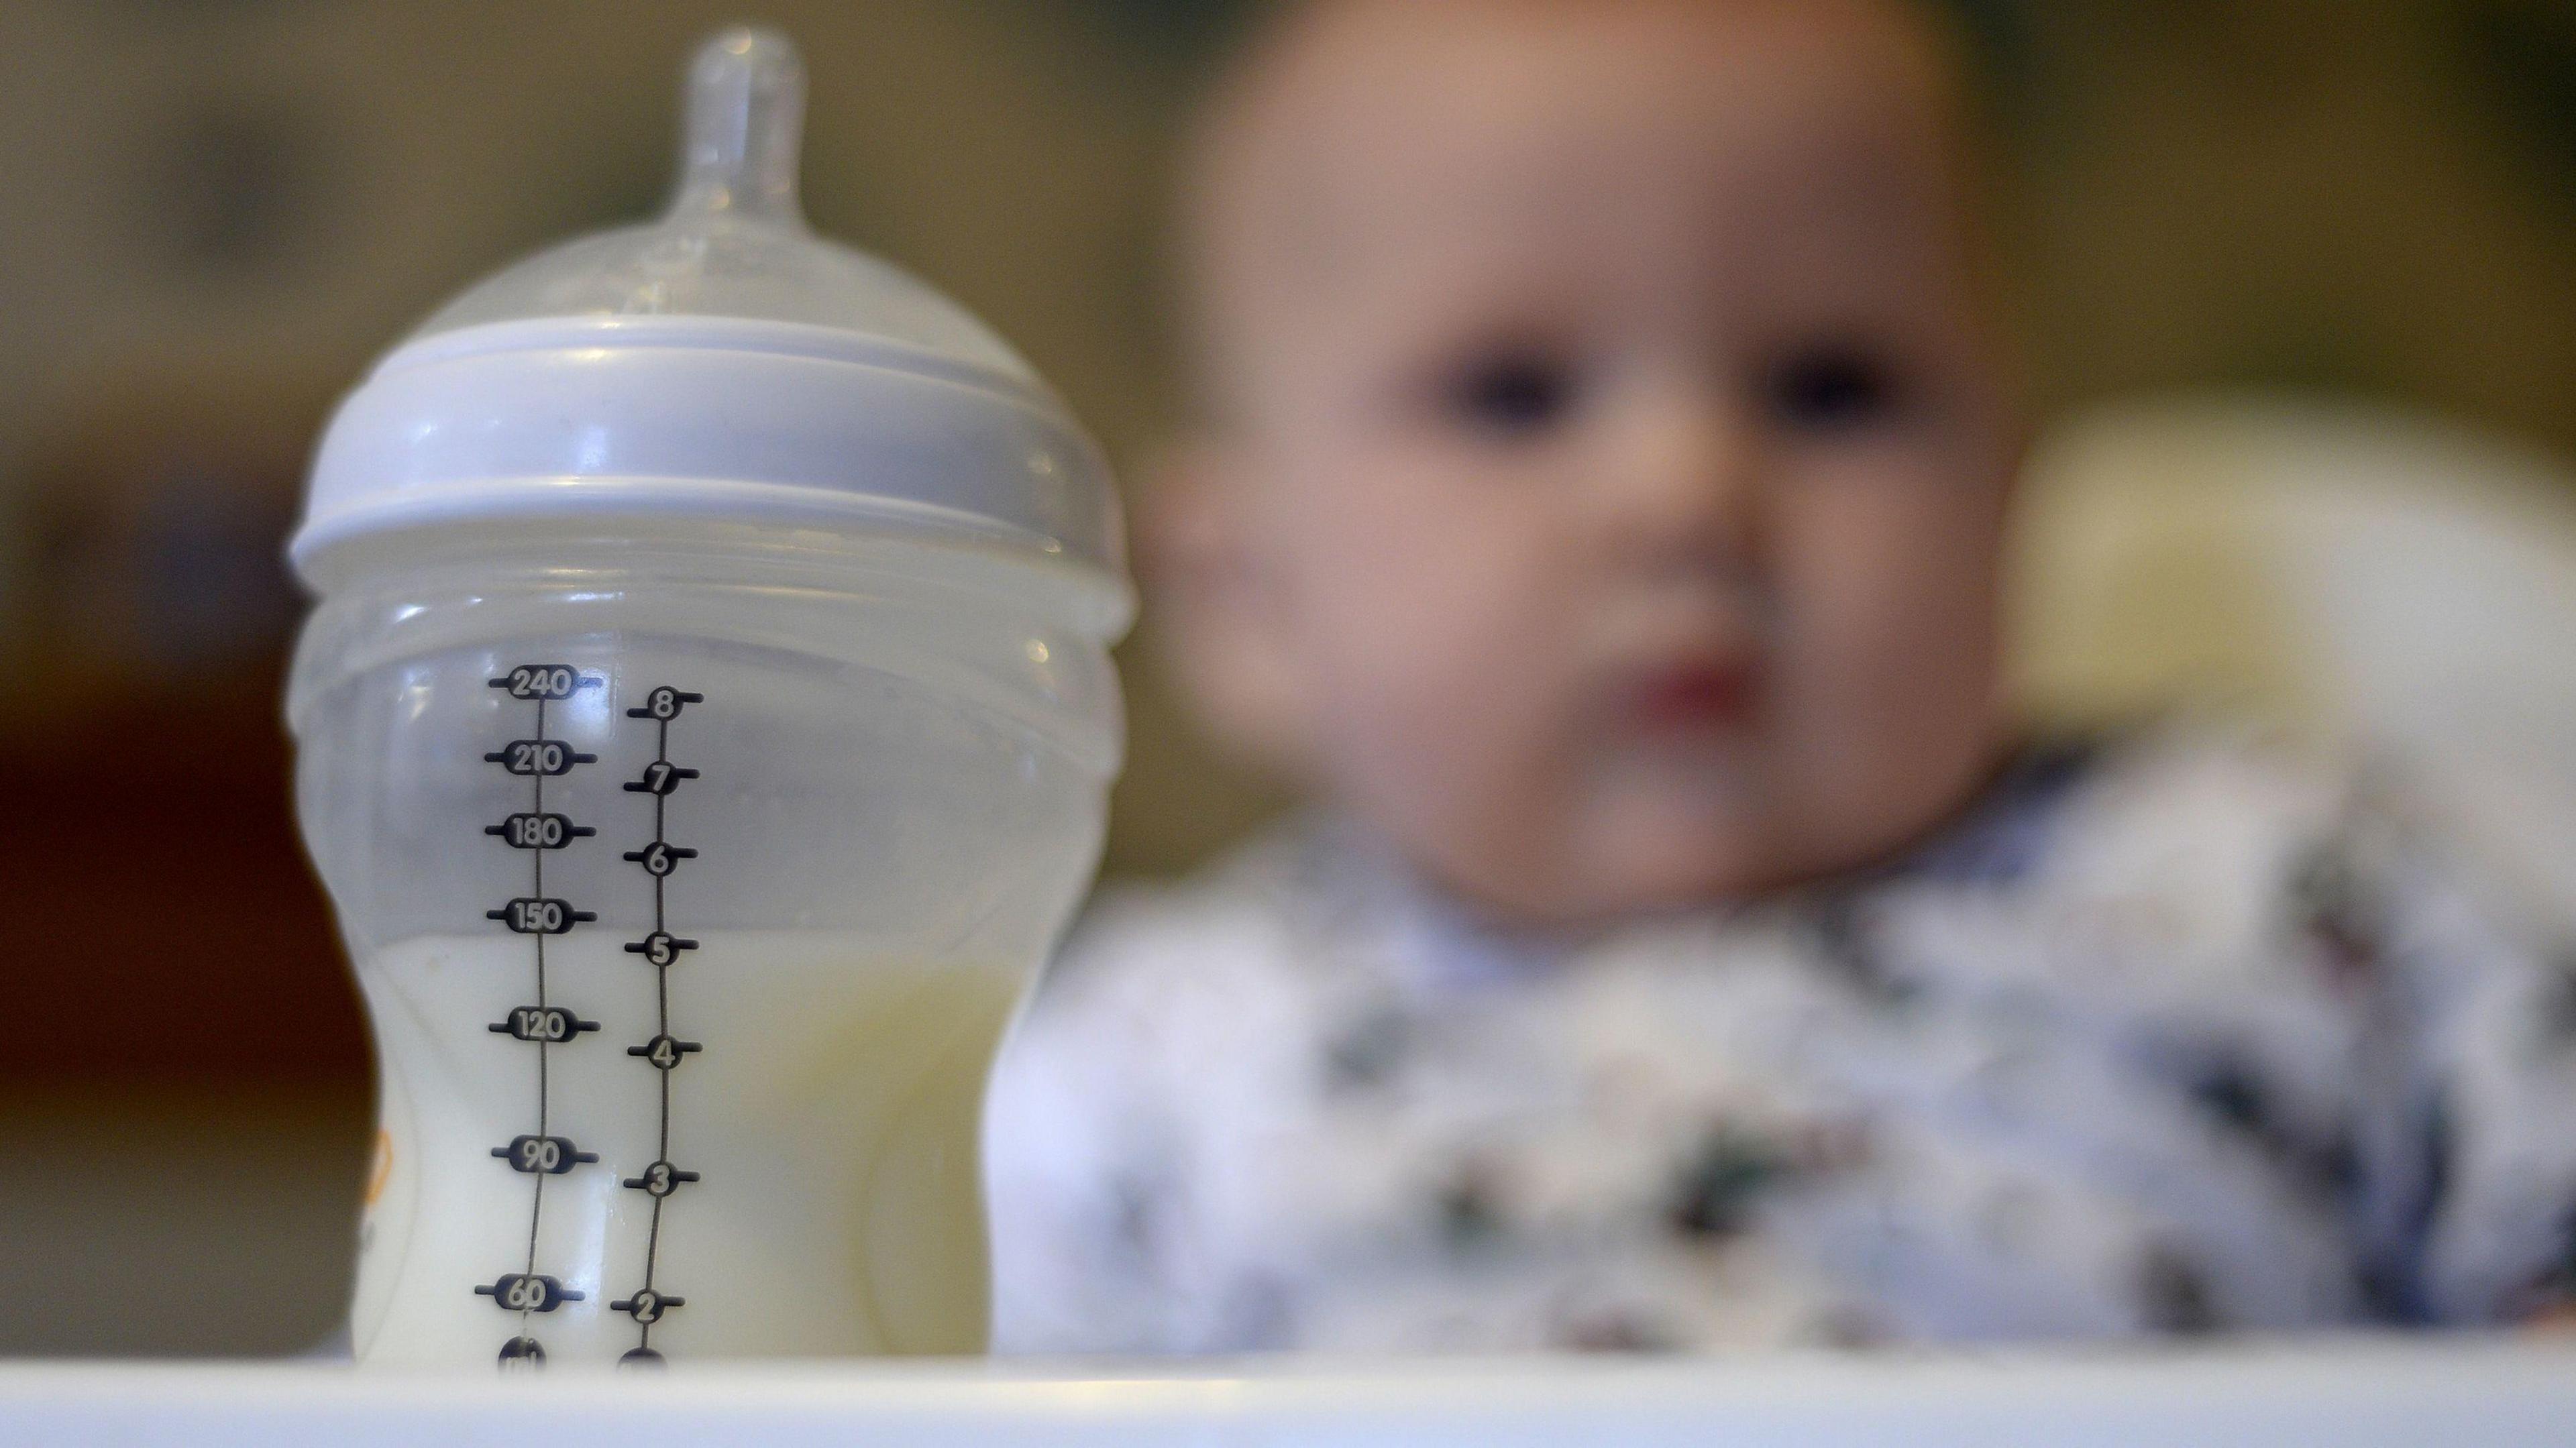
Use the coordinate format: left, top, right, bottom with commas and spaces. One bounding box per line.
2010, 394, 2576, 928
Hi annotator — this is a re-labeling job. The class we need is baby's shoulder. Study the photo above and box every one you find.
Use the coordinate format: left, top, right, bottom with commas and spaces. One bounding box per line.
1856, 728, 2368, 983
2038, 716, 2332, 826
1885, 721, 2523, 1000
2008, 723, 2370, 899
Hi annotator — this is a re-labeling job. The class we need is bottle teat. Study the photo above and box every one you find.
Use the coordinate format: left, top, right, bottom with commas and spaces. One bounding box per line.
671, 27, 807, 229
295, 21, 1129, 619
399, 22, 1031, 367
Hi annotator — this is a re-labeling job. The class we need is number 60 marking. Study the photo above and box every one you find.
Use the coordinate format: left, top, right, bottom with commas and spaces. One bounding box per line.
477, 1272, 582, 1312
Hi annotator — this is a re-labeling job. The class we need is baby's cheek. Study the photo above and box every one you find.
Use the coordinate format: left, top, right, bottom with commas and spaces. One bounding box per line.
1299, 473, 1596, 894
1326, 647, 1578, 907
1766, 468, 2005, 849
1787, 460, 1993, 669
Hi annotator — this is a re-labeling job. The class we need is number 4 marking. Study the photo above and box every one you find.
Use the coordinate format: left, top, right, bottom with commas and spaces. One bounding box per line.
627, 1034, 703, 1070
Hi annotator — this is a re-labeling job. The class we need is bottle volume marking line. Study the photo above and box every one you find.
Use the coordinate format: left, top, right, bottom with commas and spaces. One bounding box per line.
479, 665, 602, 1367
477, 1274, 584, 1313
617, 683, 703, 1362
490, 1007, 600, 1042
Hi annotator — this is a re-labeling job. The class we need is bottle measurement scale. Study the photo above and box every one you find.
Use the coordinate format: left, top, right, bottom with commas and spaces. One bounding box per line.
475, 665, 707, 1369
612, 683, 706, 1366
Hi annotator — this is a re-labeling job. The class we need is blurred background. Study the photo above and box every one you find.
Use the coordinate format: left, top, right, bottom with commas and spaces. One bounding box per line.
3, 0, 2575, 1356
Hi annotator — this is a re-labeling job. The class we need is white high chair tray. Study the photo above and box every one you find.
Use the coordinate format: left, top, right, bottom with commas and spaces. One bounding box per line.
5, 1335, 2569, 1446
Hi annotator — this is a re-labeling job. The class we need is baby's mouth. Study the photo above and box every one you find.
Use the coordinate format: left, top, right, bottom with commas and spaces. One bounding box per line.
1617, 653, 1764, 737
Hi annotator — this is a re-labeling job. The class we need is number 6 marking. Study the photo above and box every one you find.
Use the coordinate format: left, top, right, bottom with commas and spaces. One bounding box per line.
624, 841, 697, 878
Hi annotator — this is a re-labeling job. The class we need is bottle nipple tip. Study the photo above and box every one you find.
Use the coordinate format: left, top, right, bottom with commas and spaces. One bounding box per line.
698, 23, 795, 78
673, 23, 808, 226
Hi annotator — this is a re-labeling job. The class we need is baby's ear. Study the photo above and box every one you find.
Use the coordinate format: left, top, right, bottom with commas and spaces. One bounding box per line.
1138, 435, 1316, 779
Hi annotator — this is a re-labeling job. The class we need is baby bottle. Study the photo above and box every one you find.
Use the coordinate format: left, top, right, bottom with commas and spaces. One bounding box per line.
284, 29, 1130, 1366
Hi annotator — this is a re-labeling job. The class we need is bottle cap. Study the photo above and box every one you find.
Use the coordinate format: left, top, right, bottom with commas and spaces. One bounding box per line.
292, 27, 1126, 626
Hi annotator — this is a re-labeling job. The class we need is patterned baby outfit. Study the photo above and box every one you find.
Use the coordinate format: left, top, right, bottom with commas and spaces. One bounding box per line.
985, 730, 2576, 1353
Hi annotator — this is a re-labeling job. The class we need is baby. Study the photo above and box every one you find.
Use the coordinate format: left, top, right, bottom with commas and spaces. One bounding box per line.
985, 0, 2576, 1352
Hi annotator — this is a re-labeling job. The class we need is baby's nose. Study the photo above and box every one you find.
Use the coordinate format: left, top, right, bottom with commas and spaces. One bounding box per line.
1589, 385, 1761, 569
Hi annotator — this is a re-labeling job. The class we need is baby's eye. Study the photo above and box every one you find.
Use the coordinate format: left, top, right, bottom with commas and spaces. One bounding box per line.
1444, 351, 1576, 437
1764, 346, 1899, 433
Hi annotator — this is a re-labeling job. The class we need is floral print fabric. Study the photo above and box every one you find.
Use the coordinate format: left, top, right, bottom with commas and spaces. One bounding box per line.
986, 732, 2576, 1353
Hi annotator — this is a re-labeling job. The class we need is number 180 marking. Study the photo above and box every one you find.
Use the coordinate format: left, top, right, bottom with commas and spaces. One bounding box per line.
486, 812, 593, 850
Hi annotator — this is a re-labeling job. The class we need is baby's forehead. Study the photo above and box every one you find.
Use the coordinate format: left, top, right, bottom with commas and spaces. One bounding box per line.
1190, 0, 1968, 329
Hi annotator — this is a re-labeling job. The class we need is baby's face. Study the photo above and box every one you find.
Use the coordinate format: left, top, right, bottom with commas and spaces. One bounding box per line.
1182, 0, 2019, 921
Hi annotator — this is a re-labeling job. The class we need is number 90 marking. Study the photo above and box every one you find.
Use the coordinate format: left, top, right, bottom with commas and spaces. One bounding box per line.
493, 1133, 596, 1174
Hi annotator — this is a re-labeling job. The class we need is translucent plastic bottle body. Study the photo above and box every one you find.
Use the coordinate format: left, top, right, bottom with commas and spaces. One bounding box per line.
287, 532, 1122, 1366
